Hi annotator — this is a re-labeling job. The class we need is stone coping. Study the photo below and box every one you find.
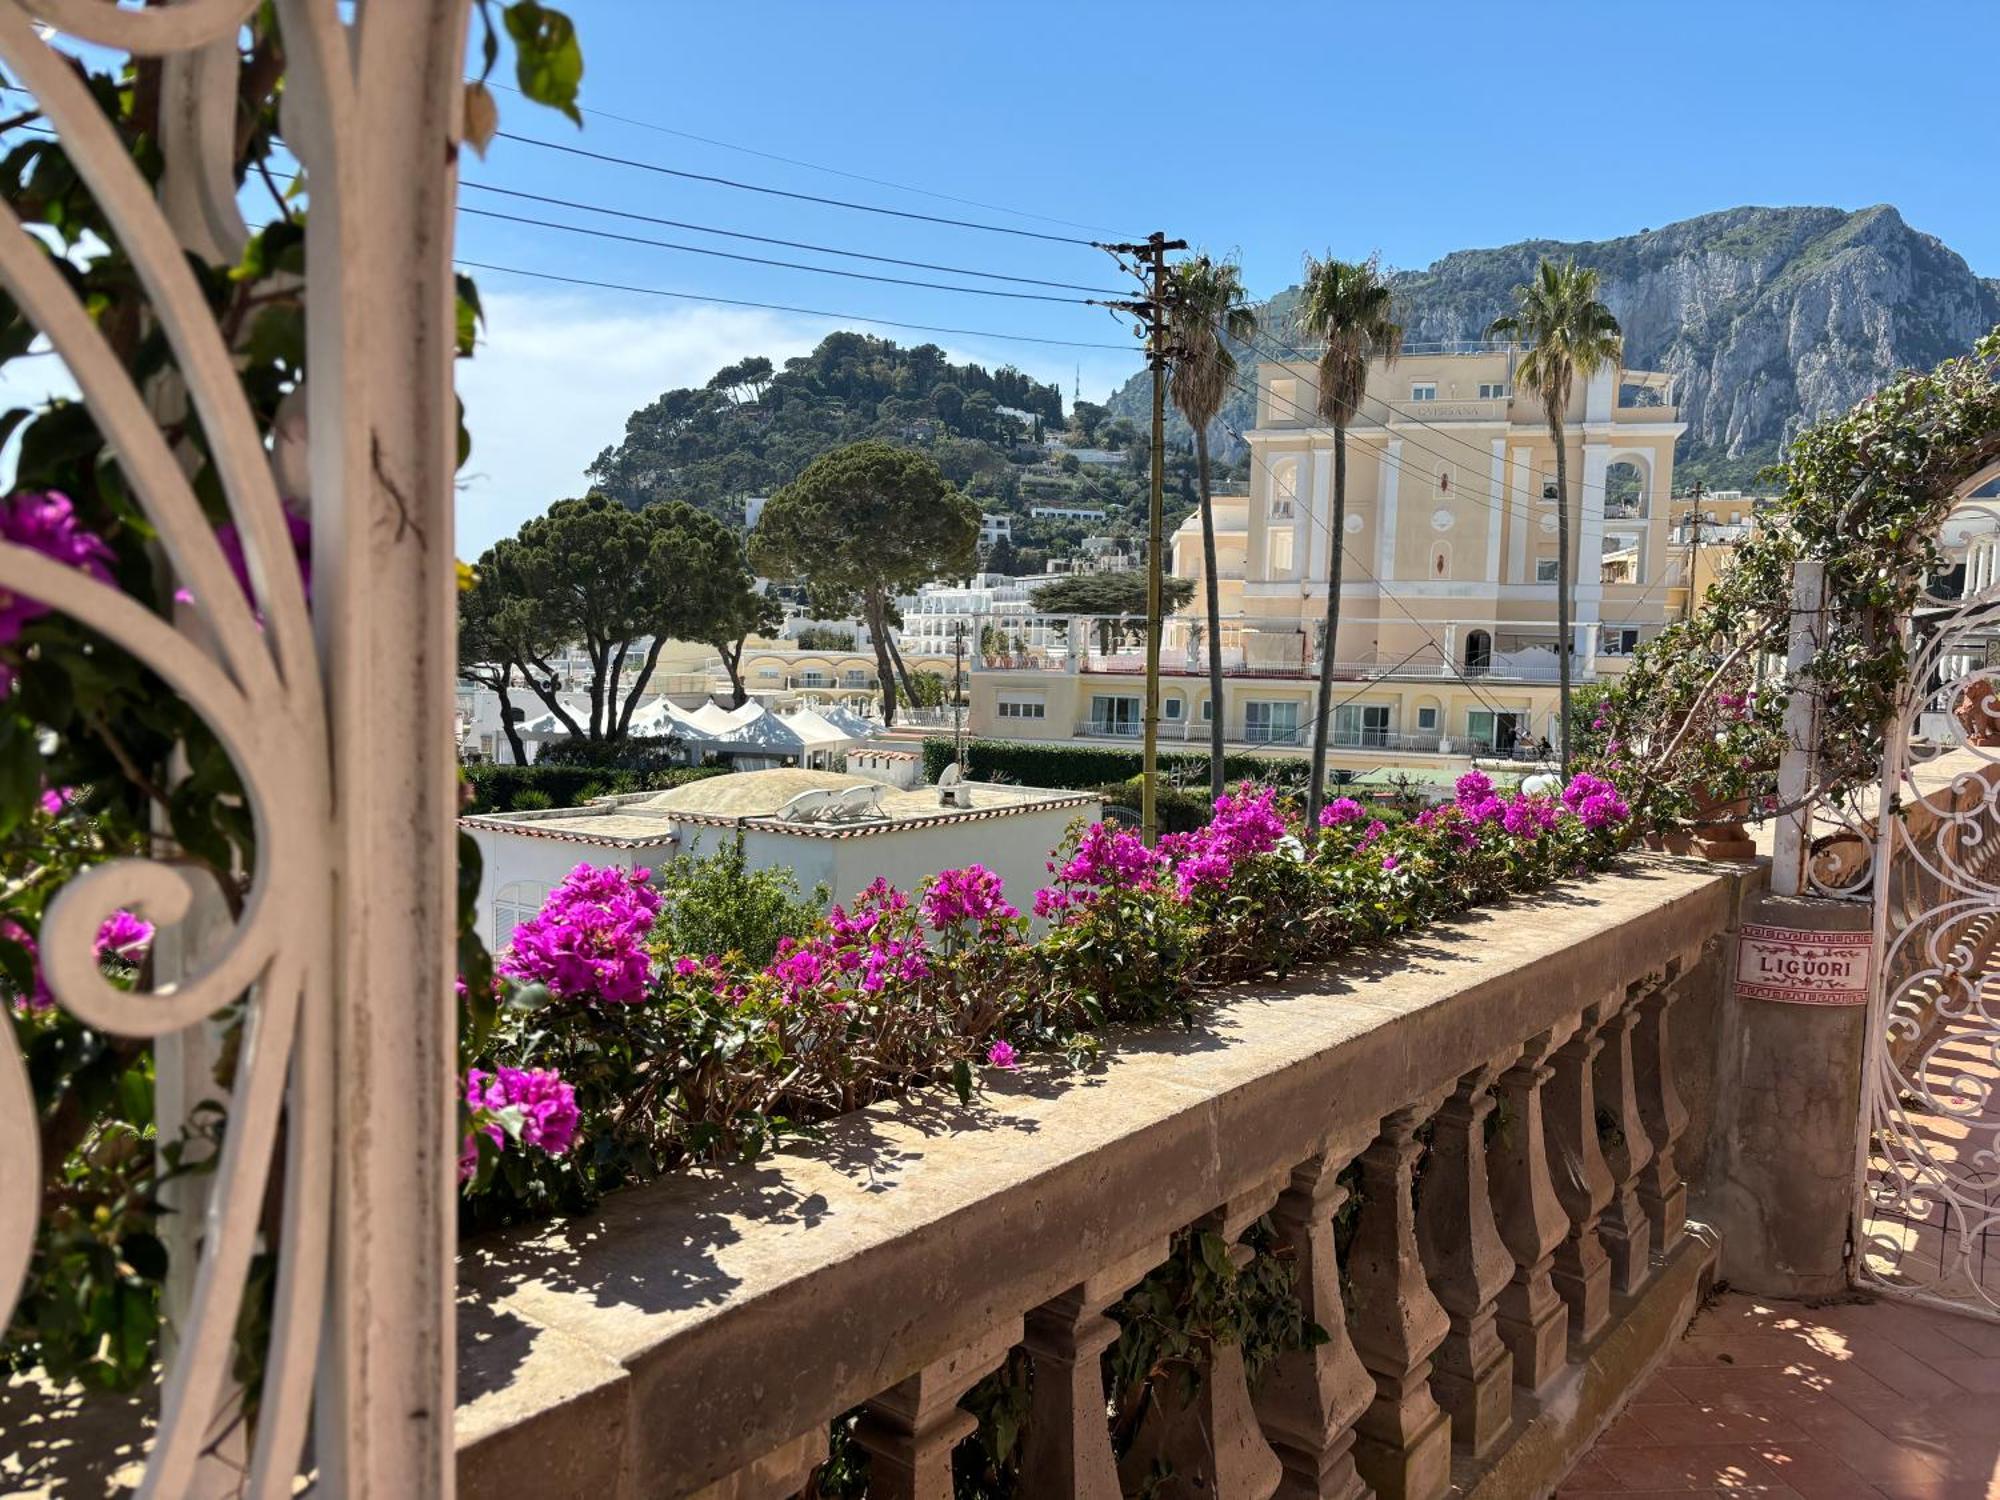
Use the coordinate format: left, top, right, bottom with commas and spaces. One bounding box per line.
456, 854, 1748, 1499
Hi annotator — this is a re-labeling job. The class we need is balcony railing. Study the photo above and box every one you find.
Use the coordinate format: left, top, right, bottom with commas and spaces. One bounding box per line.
458, 860, 1739, 1500
1332, 729, 1447, 754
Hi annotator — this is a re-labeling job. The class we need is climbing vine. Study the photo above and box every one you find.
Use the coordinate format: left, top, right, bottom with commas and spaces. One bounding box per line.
1576, 327, 2000, 833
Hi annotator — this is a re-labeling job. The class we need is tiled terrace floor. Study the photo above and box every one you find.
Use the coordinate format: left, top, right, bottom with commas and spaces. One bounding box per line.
1558, 1292, 2000, 1498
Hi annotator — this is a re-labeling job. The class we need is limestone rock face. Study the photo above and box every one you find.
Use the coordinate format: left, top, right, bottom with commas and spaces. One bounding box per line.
1108, 205, 2000, 483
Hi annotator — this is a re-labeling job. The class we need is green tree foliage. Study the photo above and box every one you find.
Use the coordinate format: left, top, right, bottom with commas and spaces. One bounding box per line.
1168, 253, 1258, 801
792, 625, 856, 651
462, 496, 768, 742
1297, 255, 1403, 830
587, 333, 1063, 521
1028, 572, 1195, 615
1488, 259, 1623, 779
749, 441, 978, 724
651, 842, 827, 967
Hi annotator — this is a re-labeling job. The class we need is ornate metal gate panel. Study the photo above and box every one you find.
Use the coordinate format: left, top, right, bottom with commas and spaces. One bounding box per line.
1854, 577, 2000, 1318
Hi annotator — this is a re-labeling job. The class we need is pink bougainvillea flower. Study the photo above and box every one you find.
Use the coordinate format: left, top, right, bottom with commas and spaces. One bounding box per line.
920, 864, 1018, 930
94, 910, 154, 965
459, 1064, 580, 1182
985, 1039, 1019, 1070
1319, 797, 1364, 828
0, 491, 115, 646
498, 862, 660, 1005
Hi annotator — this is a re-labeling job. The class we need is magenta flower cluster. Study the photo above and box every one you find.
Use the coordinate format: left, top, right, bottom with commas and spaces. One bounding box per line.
5, 908, 156, 1013
1160, 784, 1287, 897
459, 1064, 579, 1181
1319, 797, 1364, 828
746, 878, 933, 1007
1561, 772, 1631, 831
0, 491, 115, 651
499, 862, 661, 1004
920, 863, 1019, 931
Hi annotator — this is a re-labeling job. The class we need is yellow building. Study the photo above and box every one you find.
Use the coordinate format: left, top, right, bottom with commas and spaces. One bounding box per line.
1663, 490, 1771, 617
966, 347, 1685, 771
731, 642, 958, 712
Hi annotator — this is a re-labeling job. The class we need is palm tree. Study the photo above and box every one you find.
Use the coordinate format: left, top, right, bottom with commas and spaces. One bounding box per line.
1297, 254, 1401, 833
1487, 259, 1622, 779
1167, 254, 1257, 803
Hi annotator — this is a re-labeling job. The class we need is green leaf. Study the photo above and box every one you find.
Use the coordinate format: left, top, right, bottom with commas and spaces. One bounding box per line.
502, 2, 584, 124
951, 1057, 972, 1105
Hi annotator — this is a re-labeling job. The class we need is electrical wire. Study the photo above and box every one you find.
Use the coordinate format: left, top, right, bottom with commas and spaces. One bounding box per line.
450, 258, 1140, 351
474, 76, 1129, 239
492, 130, 1109, 248
457, 205, 1104, 304
457, 180, 1127, 293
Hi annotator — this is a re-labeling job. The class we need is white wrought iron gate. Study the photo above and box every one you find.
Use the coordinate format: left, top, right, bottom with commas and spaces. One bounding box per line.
1852, 581, 2000, 1319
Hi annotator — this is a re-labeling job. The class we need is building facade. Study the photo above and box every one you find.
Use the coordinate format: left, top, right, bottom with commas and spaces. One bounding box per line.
965, 348, 1685, 771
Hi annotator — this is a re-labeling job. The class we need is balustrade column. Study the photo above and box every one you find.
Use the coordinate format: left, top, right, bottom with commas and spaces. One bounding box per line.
1546, 997, 1618, 1349
1018, 1242, 1167, 1500
852, 1320, 1023, 1500
1253, 1134, 1376, 1500
1150, 1180, 1288, 1500
1594, 983, 1655, 1296
1415, 1055, 1517, 1459
1634, 973, 1690, 1251
1488, 1027, 1572, 1393
1348, 1099, 1453, 1500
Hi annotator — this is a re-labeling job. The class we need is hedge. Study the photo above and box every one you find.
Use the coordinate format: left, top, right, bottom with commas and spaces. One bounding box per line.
922, 737, 1305, 791
463, 762, 731, 814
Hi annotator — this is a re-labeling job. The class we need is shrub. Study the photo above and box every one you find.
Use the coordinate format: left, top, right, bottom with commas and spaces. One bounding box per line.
923, 737, 1300, 791
462, 762, 729, 814
650, 842, 827, 967
536, 735, 690, 773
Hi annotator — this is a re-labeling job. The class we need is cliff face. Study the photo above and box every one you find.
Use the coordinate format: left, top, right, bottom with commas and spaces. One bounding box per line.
1109, 205, 2000, 485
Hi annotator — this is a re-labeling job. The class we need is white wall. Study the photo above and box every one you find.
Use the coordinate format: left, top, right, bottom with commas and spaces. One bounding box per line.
467, 826, 656, 953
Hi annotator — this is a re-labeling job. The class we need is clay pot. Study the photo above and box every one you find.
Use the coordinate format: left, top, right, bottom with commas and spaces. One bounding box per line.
1690, 786, 1758, 862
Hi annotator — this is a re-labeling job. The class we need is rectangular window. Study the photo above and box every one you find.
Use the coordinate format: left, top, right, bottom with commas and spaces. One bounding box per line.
1333, 703, 1391, 748
1542, 481, 1559, 501
1088, 694, 1142, 736
1268, 528, 1295, 578
1467, 709, 1528, 754
1478, 382, 1507, 399
757, 666, 780, 680
1269, 377, 1298, 421
1164, 698, 1184, 721
1200, 699, 1213, 723
1244, 700, 1301, 744
800, 671, 827, 687
1410, 383, 1437, 402
1535, 558, 1561, 584
996, 694, 1046, 719
1601, 627, 1641, 657
1416, 706, 1439, 731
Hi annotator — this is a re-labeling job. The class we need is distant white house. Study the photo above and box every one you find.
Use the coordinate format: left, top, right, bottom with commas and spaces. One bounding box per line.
743, 495, 769, 530
463, 768, 1099, 947
980, 513, 1013, 545
1030, 504, 1107, 522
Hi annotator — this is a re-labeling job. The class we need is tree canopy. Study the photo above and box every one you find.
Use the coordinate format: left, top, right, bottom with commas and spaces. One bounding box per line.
750, 440, 977, 723
461, 495, 768, 741
1030, 571, 1195, 616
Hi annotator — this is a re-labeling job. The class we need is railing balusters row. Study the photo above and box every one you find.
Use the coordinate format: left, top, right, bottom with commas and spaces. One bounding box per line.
693, 965, 1700, 1500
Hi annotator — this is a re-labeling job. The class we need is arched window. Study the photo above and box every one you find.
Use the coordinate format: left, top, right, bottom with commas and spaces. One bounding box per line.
493, 879, 552, 949
1269, 461, 1298, 520
1465, 629, 1492, 673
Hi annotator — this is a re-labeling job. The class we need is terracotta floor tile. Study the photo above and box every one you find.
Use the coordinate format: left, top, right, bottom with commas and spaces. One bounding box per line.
1858, 1340, 1989, 1400
1671, 1333, 1837, 1368
1634, 1401, 1805, 1447
1768, 1401, 1955, 1485
1595, 1444, 1803, 1492
1752, 1442, 1892, 1500
1596, 1409, 1662, 1446
1931, 1356, 2000, 1393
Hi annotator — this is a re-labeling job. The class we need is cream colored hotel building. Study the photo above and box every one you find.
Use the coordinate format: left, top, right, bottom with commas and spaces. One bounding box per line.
965, 346, 1686, 772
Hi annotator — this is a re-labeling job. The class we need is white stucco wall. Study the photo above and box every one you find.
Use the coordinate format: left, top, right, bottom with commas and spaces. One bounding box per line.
470, 797, 1099, 952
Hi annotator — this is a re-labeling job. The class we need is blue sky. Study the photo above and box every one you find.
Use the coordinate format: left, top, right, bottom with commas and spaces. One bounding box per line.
450, 0, 1998, 552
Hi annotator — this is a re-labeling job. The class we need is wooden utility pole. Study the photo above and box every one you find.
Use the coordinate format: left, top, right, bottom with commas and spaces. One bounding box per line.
1682, 479, 1705, 621
1099, 230, 1186, 843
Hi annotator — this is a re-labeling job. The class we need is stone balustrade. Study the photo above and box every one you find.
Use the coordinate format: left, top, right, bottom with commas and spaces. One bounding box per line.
458, 858, 1747, 1500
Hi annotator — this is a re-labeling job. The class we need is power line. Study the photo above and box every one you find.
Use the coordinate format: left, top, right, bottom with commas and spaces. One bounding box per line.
475, 76, 1128, 239
492, 130, 1108, 248
451, 258, 1139, 351
458, 180, 1126, 293
458, 205, 1104, 305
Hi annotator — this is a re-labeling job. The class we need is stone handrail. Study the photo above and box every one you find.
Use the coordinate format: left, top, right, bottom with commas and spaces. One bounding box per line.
457, 858, 1746, 1500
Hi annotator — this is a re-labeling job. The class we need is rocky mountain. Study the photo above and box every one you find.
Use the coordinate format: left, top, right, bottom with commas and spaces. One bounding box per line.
1109, 205, 2000, 488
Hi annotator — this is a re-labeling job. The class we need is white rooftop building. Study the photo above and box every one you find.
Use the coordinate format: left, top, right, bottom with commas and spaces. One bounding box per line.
463, 768, 1099, 948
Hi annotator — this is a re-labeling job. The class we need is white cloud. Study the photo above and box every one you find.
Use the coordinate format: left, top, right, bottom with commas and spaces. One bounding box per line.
453, 289, 823, 554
